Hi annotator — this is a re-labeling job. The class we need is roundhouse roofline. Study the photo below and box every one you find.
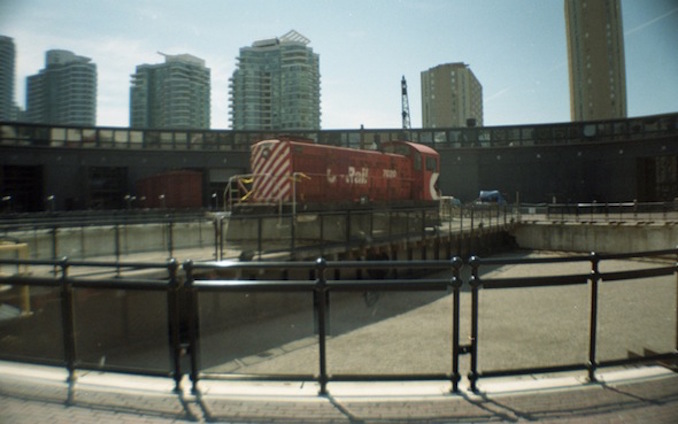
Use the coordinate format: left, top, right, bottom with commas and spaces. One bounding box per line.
383, 140, 439, 155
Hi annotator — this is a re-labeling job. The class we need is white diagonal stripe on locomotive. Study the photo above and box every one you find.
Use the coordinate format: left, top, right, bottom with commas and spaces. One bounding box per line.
252, 141, 292, 202
254, 157, 291, 201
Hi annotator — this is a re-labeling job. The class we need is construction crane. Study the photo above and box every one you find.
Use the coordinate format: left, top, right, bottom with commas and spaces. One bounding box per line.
401, 76, 411, 130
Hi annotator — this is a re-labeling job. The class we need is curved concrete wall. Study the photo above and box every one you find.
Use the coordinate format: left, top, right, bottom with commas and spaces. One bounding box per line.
511, 223, 678, 254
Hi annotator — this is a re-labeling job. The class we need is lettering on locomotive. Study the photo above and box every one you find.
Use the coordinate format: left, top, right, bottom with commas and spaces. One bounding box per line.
382, 169, 397, 179
346, 166, 368, 184
326, 166, 370, 185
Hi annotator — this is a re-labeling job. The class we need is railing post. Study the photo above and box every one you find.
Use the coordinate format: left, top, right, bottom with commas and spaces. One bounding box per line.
51, 225, 58, 275
290, 210, 296, 255
213, 217, 219, 260
468, 255, 481, 392
166, 258, 182, 392
51, 225, 58, 260
319, 213, 325, 258
114, 224, 121, 277
450, 256, 463, 393
345, 210, 351, 252
59, 257, 76, 385
219, 216, 225, 260
587, 252, 600, 382
470, 207, 475, 255
459, 205, 464, 254
167, 218, 174, 258
257, 216, 263, 260
183, 260, 200, 394
315, 257, 329, 395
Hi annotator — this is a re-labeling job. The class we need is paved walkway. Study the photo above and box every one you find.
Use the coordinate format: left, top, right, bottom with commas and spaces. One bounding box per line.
1, 361, 676, 423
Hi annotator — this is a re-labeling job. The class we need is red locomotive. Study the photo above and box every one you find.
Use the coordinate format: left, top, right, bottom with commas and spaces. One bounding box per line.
229, 136, 441, 212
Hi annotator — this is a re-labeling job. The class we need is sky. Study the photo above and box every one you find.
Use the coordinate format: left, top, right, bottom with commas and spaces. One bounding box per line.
1, 0, 677, 130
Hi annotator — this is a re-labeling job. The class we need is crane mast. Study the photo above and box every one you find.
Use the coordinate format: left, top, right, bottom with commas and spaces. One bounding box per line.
401, 76, 411, 130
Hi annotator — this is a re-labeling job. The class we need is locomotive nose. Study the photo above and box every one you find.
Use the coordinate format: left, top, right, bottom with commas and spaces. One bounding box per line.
430, 172, 441, 200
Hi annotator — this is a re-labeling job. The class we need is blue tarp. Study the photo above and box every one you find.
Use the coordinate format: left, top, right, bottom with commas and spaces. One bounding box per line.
478, 190, 507, 205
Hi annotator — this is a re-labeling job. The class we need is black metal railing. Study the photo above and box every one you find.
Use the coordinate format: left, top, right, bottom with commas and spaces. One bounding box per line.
0, 248, 676, 396
183, 257, 463, 395
0, 257, 183, 390
0, 204, 516, 263
466, 249, 678, 392
543, 201, 678, 223
0, 211, 214, 262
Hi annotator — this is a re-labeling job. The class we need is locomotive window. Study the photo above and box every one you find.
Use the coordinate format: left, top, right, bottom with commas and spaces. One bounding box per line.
426, 157, 438, 171
413, 151, 422, 171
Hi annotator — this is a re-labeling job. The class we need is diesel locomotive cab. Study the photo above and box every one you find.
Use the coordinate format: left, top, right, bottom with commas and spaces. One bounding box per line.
381, 141, 441, 201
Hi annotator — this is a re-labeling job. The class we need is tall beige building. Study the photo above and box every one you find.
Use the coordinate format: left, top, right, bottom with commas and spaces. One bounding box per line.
421, 63, 483, 128
565, 0, 627, 122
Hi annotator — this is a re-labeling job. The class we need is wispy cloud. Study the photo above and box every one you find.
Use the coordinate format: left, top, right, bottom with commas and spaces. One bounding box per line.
625, 7, 678, 36
485, 86, 512, 103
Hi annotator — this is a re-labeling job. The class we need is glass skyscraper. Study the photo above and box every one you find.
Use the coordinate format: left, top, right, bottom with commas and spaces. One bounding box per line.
0, 36, 15, 121
26, 50, 96, 126
230, 30, 320, 131
130, 53, 210, 129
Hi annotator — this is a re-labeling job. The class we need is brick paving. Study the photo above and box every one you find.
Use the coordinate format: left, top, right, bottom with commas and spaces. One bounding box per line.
1, 362, 676, 423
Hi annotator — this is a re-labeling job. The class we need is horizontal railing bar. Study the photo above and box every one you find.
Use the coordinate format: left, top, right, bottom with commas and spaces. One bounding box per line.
0, 275, 61, 287
64, 268, 166, 279
189, 259, 457, 272
326, 260, 456, 270
199, 372, 453, 383
328, 373, 451, 382
67, 260, 172, 269
198, 372, 317, 382
190, 260, 315, 270
601, 266, 676, 282
0, 258, 64, 267
0, 274, 172, 289
193, 279, 315, 292
0, 258, 171, 269
191, 278, 450, 292
482, 274, 589, 289
472, 255, 592, 266
598, 248, 678, 260
70, 279, 172, 290
328, 279, 450, 291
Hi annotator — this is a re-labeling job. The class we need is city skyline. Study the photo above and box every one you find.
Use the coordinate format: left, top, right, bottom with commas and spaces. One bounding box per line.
1, 0, 676, 129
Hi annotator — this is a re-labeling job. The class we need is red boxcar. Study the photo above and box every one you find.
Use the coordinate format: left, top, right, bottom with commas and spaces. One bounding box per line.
243, 137, 440, 208
136, 169, 203, 209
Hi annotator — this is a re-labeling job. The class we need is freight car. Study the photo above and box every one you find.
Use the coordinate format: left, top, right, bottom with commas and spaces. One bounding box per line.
228, 137, 440, 213
136, 169, 203, 209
